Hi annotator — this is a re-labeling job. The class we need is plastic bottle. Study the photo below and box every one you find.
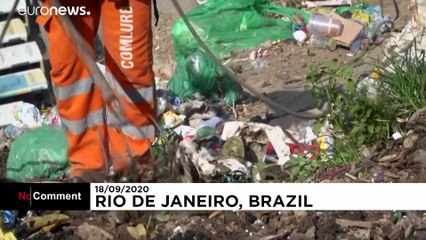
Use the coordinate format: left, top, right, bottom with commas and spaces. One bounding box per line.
317, 121, 334, 160
365, 22, 377, 42
308, 14, 343, 37
4, 125, 25, 140
310, 35, 337, 51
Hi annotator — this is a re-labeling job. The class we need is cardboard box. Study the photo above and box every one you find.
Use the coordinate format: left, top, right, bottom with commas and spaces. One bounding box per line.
330, 12, 364, 47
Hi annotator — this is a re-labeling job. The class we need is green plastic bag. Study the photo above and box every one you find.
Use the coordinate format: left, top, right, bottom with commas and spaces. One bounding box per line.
6, 126, 70, 182
168, 51, 243, 105
172, 0, 310, 61
335, 2, 369, 15
186, 51, 220, 96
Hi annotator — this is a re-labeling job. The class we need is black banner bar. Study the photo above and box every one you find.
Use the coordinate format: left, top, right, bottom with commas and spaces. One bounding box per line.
0, 183, 90, 210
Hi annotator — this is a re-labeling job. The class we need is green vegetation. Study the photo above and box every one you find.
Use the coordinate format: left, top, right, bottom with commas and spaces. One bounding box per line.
377, 45, 426, 116
284, 155, 320, 182
307, 42, 426, 166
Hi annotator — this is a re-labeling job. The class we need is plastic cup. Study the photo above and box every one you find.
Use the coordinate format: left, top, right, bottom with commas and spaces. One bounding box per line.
308, 14, 343, 37
310, 35, 337, 51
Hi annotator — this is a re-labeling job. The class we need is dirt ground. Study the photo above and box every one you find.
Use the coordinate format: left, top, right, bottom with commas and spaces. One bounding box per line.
2, 0, 426, 239
149, 1, 426, 240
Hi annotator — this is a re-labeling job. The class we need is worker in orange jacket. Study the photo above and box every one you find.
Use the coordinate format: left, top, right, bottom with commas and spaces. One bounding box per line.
37, 0, 157, 182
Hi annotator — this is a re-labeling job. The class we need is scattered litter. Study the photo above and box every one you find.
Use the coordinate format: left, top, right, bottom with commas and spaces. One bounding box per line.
330, 12, 364, 47
162, 111, 185, 129
305, 0, 352, 8
157, 96, 168, 115
293, 30, 307, 42
251, 58, 268, 70
392, 132, 403, 140
76, 222, 113, 240
4, 125, 26, 140
173, 0, 309, 61
15, 214, 70, 239
0, 101, 22, 127
221, 136, 245, 160
176, 138, 216, 182
12, 102, 42, 129
310, 35, 337, 51
289, 143, 320, 160
218, 158, 249, 177
299, 124, 317, 145
197, 116, 224, 129
195, 127, 217, 140
317, 134, 334, 158
42, 106, 62, 127
173, 125, 197, 138
351, 9, 371, 24
309, 14, 343, 37
126, 224, 147, 240
0, 227, 17, 240
221, 122, 291, 164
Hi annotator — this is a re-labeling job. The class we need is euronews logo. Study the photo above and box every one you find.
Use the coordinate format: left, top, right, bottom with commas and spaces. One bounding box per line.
18, 6, 91, 16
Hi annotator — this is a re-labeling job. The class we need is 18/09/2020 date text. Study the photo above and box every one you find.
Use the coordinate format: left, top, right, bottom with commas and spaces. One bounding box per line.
94, 185, 149, 194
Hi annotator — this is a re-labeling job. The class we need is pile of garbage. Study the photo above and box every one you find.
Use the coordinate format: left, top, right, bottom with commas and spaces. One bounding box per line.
0, 102, 68, 182
167, 0, 394, 104
301, 3, 393, 53
0, 102, 62, 145
1, 205, 426, 239
4, 104, 426, 239
155, 75, 336, 183
173, 0, 395, 56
